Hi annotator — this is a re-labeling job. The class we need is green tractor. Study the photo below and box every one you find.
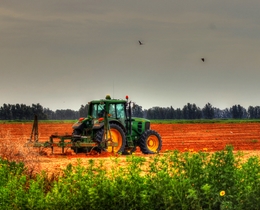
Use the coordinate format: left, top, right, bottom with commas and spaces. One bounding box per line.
71, 95, 162, 154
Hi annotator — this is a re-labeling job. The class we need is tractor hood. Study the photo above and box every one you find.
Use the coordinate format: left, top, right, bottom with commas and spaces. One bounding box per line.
131, 117, 150, 123
131, 117, 151, 132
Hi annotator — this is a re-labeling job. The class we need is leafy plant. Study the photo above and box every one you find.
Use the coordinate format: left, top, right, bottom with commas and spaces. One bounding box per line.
0, 146, 260, 209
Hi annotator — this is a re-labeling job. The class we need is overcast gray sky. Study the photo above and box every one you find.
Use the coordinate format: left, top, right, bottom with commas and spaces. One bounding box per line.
1, 0, 260, 111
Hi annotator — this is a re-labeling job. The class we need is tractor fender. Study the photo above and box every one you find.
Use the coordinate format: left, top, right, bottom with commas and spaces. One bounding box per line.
108, 120, 126, 133
92, 120, 126, 133
92, 122, 104, 130
72, 122, 84, 130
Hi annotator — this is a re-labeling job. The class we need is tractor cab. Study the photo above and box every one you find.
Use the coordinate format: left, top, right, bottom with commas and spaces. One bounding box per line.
90, 99, 126, 120
88, 95, 129, 128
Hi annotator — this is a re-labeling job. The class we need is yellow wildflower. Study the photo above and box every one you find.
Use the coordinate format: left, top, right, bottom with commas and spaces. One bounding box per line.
220, 191, 225, 196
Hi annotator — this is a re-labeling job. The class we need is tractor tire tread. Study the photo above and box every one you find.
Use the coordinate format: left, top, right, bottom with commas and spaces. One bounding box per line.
95, 123, 126, 153
139, 129, 162, 154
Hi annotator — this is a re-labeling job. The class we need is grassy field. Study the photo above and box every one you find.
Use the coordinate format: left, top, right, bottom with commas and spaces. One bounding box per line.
0, 120, 76, 124
151, 119, 260, 124
1, 119, 260, 124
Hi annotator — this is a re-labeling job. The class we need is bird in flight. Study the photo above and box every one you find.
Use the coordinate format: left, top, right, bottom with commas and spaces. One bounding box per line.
201, 58, 205, 62
138, 40, 143, 45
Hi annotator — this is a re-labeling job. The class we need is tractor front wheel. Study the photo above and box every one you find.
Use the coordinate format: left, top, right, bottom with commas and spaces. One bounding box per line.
139, 130, 162, 154
95, 123, 126, 153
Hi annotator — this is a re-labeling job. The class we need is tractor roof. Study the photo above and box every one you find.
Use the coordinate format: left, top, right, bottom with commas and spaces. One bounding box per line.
90, 95, 127, 104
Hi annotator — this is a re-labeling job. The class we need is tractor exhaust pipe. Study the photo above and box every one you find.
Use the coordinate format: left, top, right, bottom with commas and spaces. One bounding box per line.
127, 101, 132, 135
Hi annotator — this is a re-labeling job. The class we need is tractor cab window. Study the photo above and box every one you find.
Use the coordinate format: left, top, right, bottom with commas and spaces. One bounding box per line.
109, 104, 126, 119
92, 103, 105, 118
109, 103, 125, 119
116, 103, 125, 119
109, 104, 116, 118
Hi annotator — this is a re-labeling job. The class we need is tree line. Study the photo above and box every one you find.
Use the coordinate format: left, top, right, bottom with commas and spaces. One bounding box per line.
0, 102, 260, 120
0, 103, 79, 120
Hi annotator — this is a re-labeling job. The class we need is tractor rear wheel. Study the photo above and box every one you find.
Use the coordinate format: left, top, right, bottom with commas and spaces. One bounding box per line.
95, 123, 126, 153
139, 130, 162, 154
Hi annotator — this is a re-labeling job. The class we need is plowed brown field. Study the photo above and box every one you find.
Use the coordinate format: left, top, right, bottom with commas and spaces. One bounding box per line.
1, 122, 260, 173
1, 122, 260, 151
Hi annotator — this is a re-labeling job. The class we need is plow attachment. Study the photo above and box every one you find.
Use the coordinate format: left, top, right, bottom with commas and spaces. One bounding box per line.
26, 134, 97, 154
25, 115, 118, 155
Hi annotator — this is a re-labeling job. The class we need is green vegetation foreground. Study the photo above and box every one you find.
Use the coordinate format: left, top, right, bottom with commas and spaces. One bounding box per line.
0, 146, 260, 209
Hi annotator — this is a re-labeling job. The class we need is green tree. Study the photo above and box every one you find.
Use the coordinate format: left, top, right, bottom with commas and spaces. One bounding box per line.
79, 104, 89, 117
175, 108, 183, 119
182, 103, 202, 119
202, 103, 215, 119
247, 106, 260, 119
165, 106, 175, 119
132, 103, 143, 117
32, 103, 47, 120
230, 105, 246, 119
